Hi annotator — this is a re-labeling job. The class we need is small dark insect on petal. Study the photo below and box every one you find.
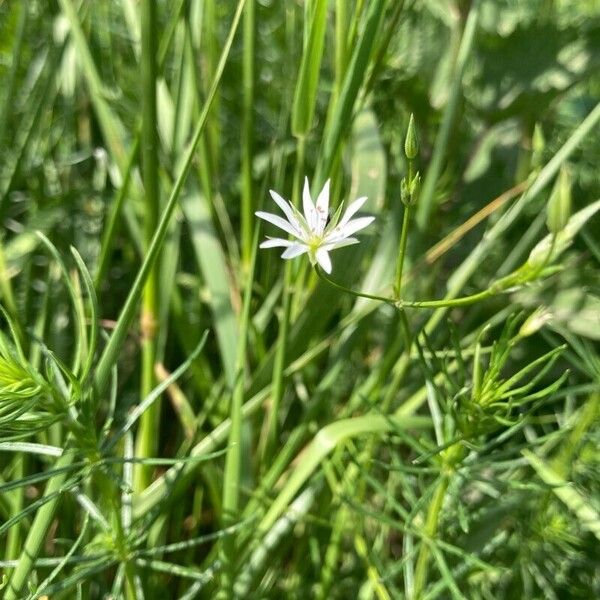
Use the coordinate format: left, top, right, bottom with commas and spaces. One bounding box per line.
325, 209, 334, 228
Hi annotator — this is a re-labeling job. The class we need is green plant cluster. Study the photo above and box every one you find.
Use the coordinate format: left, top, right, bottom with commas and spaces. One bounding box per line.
0, 1, 599, 599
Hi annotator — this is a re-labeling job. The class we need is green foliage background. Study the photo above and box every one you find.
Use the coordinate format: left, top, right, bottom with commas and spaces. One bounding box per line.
0, 0, 599, 598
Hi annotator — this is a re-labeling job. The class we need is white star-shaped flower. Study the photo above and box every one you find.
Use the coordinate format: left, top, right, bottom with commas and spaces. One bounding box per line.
256, 178, 374, 273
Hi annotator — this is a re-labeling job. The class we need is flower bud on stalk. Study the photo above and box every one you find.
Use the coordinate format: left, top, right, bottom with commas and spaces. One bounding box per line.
400, 172, 421, 207
519, 307, 553, 338
395, 114, 420, 296
404, 113, 418, 160
531, 123, 545, 171
409, 171, 420, 203
400, 178, 410, 206
546, 166, 572, 234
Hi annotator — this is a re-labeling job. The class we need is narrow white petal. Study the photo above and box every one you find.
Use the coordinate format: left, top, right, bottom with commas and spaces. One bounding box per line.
281, 243, 309, 259
260, 237, 295, 249
328, 216, 375, 241
256, 211, 302, 238
314, 179, 330, 235
324, 237, 359, 250
269, 190, 306, 236
338, 196, 368, 228
315, 247, 332, 273
302, 177, 316, 230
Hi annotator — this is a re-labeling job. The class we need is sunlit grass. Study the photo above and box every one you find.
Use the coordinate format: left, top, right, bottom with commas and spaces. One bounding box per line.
1, 1, 599, 598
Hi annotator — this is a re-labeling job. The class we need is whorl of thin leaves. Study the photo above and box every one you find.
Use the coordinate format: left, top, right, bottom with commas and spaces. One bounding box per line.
454, 314, 568, 438
0, 328, 62, 440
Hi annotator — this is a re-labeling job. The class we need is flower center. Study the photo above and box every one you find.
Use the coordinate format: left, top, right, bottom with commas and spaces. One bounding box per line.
307, 235, 323, 252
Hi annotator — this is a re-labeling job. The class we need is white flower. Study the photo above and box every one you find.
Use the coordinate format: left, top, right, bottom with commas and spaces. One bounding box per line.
256, 178, 374, 274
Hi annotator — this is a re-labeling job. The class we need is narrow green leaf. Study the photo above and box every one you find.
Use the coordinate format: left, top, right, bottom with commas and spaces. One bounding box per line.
315, 0, 386, 185
181, 191, 238, 387
291, 0, 329, 137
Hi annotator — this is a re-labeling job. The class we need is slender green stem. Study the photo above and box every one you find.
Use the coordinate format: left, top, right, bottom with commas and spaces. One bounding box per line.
266, 271, 292, 455
398, 309, 413, 356
264, 137, 306, 461
411, 475, 450, 599
314, 265, 394, 304
395, 204, 412, 298
334, 0, 348, 100
291, 0, 328, 138
94, 135, 140, 290
157, 0, 188, 67
318, 502, 347, 599
315, 266, 495, 309
96, 469, 136, 599
4, 450, 75, 599
346, 0, 366, 55
5, 455, 24, 575
220, 227, 259, 597
399, 289, 494, 309
0, 241, 23, 346
134, 0, 161, 494
203, 0, 221, 177
0, 2, 27, 148
240, 0, 255, 268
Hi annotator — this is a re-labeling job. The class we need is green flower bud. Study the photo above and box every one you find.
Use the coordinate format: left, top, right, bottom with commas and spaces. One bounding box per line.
532, 123, 545, 169
519, 307, 552, 337
400, 172, 421, 207
409, 171, 421, 203
400, 178, 410, 205
404, 113, 418, 160
546, 166, 571, 234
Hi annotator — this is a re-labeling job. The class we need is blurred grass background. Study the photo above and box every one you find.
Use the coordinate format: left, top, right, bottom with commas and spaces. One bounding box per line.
0, 0, 600, 598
